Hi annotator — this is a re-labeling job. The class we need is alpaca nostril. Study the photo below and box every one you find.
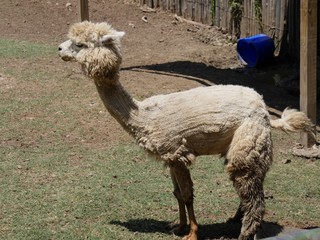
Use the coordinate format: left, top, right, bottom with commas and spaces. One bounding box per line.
58, 47, 62, 51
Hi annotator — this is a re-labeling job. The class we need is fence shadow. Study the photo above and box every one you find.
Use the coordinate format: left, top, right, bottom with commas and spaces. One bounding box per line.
122, 60, 311, 120
110, 218, 284, 239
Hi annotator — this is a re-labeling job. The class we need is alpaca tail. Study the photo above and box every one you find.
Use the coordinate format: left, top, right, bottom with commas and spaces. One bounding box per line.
270, 108, 316, 138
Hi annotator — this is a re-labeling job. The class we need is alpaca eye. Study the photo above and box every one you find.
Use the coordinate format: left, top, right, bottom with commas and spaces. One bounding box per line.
75, 43, 85, 48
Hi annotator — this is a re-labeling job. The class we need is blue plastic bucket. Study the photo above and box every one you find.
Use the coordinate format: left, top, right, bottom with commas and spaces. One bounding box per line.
237, 34, 275, 67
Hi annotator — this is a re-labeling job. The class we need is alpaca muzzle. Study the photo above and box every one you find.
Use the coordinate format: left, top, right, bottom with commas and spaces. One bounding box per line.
58, 40, 76, 62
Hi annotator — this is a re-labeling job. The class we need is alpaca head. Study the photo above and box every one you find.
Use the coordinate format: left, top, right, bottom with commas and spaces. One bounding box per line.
59, 21, 125, 81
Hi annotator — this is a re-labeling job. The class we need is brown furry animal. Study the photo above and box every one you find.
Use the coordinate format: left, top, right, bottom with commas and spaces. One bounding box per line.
58, 21, 314, 240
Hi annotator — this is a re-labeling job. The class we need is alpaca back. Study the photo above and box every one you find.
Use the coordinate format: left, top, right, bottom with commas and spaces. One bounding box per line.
136, 85, 270, 158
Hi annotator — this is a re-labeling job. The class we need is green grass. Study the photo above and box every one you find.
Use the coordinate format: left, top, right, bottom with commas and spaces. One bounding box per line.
1, 140, 319, 240
265, 156, 320, 224
0, 38, 319, 239
0, 143, 173, 239
0, 39, 55, 59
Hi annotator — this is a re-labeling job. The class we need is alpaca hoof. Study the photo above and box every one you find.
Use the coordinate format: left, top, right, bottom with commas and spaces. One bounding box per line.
182, 232, 197, 240
172, 224, 186, 235
238, 233, 254, 240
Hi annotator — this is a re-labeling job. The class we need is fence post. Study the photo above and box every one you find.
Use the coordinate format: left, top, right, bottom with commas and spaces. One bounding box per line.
300, 0, 317, 147
79, 0, 89, 21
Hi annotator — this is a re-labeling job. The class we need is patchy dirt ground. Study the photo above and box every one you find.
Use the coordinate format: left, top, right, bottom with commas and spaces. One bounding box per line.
0, 0, 307, 107
0, 0, 319, 238
1, 0, 317, 146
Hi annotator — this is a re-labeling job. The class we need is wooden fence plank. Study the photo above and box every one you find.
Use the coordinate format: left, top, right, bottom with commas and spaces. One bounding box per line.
300, 0, 317, 147
223, 0, 227, 32
275, 0, 281, 38
79, 0, 89, 21
215, 0, 220, 26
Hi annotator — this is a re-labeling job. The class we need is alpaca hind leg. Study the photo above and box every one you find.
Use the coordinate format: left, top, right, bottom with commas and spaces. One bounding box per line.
226, 120, 272, 240
234, 176, 265, 240
170, 161, 198, 240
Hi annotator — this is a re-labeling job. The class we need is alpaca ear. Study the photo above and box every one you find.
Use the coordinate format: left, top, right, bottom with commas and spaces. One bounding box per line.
100, 31, 125, 45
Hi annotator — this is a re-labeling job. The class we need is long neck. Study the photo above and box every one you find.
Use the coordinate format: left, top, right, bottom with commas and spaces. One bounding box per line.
94, 76, 141, 134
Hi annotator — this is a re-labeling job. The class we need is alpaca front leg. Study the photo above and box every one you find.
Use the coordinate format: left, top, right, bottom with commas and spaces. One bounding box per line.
170, 167, 187, 233
170, 162, 198, 240
184, 200, 198, 240
173, 192, 188, 234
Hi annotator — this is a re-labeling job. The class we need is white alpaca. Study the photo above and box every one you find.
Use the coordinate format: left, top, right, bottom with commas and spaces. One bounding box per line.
58, 21, 314, 240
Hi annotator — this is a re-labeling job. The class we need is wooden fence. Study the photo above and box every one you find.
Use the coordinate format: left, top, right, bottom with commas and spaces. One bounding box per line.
139, 0, 319, 59
140, 0, 212, 24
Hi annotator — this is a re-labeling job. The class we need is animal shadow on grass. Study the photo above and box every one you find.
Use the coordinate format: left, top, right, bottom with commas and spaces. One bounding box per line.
110, 219, 283, 239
